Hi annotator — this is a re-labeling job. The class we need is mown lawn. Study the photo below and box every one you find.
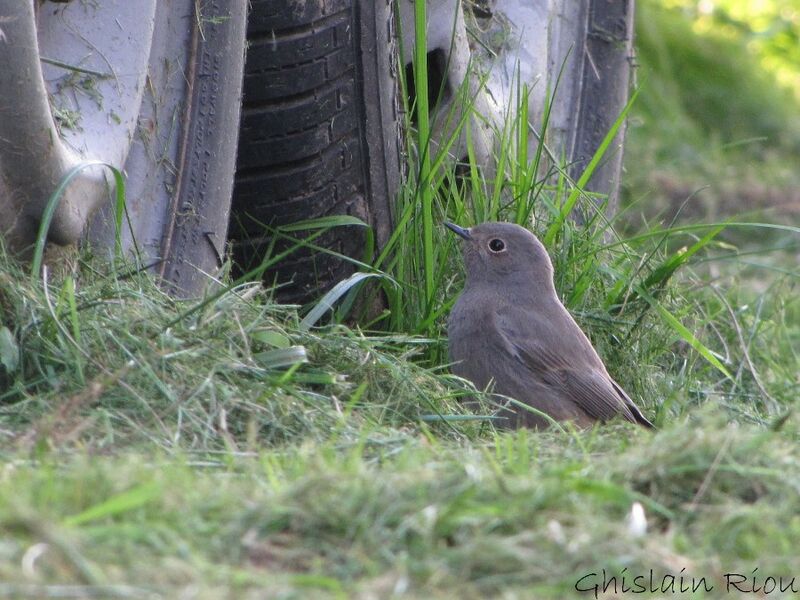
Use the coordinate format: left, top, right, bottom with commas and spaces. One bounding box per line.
0, 231, 798, 598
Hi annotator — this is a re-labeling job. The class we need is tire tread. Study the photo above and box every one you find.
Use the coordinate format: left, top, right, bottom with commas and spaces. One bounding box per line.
231, 0, 399, 302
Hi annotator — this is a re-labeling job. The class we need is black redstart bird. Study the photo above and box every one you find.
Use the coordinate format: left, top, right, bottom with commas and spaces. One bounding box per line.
446, 221, 653, 429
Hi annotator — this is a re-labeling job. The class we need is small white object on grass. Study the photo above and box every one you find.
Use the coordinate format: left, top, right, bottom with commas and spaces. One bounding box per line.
21, 543, 49, 577
626, 501, 648, 537
547, 519, 566, 544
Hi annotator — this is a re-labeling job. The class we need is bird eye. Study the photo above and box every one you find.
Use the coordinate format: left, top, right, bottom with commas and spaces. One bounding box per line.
488, 238, 506, 253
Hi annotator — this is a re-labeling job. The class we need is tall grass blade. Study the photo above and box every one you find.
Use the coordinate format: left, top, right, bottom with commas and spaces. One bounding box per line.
300, 272, 384, 331
636, 285, 733, 380
31, 161, 126, 280
413, 0, 435, 323
544, 86, 642, 246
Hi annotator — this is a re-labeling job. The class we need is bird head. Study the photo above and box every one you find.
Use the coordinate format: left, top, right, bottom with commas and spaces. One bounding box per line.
445, 221, 555, 294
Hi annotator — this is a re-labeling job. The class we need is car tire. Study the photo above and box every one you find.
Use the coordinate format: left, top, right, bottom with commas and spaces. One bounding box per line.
0, 1, 247, 298
87, 0, 248, 296
229, 0, 401, 303
550, 0, 635, 217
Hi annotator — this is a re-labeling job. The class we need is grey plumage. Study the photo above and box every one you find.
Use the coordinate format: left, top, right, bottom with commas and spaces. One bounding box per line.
446, 221, 653, 429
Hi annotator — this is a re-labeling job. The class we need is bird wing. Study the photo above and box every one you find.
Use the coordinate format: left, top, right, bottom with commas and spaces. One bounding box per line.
494, 305, 653, 427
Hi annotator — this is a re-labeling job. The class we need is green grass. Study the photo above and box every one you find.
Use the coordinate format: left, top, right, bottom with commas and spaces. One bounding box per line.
1, 2, 799, 596
624, 0, 800, 225
1, 213, 798, 595
2, 410, 800, 596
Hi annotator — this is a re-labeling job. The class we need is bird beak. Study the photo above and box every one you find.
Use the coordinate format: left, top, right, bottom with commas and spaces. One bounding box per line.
444, 222, 472, 240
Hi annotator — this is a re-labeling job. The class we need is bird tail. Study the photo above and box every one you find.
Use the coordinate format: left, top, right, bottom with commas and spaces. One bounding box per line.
610, 379, 656, 429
